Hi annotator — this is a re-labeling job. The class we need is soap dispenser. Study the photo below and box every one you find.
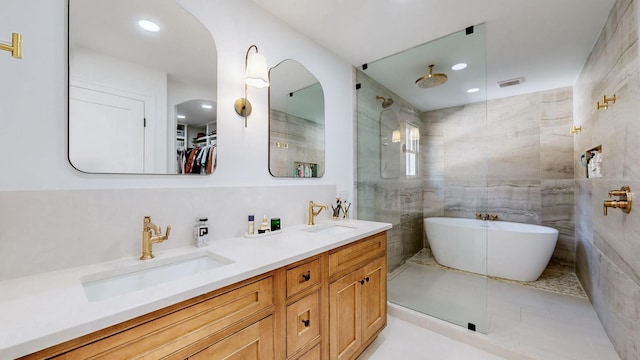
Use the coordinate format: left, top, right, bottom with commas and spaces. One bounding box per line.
194, 218, 209, 247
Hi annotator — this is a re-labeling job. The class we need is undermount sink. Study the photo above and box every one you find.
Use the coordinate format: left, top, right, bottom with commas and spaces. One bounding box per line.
81, 251, 234, 301
304, 223, 358, 235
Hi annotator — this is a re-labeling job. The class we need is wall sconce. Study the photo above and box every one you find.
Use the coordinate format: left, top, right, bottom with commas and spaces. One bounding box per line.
391, 130, 401, 143
570, 126, 582, 135
0, 32, 22, 59
234, 45, 269, 127
595, 94, 616, 110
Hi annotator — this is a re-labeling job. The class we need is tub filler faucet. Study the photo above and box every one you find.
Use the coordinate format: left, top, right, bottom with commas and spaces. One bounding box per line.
308, 201, 327, 225
475, 213, 498, 221
141, 216, 171, 260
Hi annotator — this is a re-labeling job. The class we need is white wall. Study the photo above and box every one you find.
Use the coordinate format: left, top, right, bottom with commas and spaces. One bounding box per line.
0, 0, 353, 190
0, 0, 354, 280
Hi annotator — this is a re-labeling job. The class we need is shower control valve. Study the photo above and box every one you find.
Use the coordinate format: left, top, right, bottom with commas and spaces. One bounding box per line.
603, 186, 632, 216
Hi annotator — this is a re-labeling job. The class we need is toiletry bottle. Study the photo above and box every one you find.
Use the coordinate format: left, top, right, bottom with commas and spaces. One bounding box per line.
194, 218, 209, 247
258, 215, 271, 234
248, 215, 255, 235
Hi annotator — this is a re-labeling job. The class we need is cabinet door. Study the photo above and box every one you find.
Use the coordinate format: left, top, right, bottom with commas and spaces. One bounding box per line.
189, 316, 274, 360
329, 270, 362, 360
361, 257, 387, 342
286, 291, 321, 357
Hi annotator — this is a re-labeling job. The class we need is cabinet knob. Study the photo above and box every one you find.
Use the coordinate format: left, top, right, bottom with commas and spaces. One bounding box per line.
360, 279, 365, 285
301, 319, 310, 327
365, 277, 370, 282
302, 273, 311, 281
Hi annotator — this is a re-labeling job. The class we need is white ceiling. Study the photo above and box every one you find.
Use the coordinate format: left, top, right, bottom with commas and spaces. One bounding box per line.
249, 0, 616, 109
70, 0, 617, 115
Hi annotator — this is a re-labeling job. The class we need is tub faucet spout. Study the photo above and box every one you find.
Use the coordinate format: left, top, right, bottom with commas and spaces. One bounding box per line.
475, 213, 491, 220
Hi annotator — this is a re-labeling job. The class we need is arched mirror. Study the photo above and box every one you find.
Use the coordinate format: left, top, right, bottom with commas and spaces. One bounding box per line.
268, 59, 325, 178
68, 0, 217, 174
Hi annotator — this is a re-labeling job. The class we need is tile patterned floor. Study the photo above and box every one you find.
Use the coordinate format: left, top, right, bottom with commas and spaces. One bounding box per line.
407, 248, 587, 299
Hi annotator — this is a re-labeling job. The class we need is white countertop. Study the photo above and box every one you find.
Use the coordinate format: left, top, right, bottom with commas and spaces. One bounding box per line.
0, 219, 391, 359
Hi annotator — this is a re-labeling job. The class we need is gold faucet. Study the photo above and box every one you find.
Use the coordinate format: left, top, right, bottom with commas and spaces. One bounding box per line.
308, 201, 327, 225
475, 213, 498, 220
141, 216, 171, 260
603, 186, 632, 216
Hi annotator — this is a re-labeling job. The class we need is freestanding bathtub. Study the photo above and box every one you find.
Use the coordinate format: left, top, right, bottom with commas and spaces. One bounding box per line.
423, 217, 558, 282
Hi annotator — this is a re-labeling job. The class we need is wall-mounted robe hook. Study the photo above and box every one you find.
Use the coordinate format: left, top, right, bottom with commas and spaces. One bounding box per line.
595, 94, 616, 110
602, 94, 616, 105
0, 32, 22, 59
570, 126, 582, 135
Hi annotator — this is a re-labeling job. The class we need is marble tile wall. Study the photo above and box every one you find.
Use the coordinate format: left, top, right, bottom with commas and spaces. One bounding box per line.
573, 0, 640, 358
422, 87, 575, 264
269, 110, 324, 177
356, 70, 424, 272
357, 67, 575, 271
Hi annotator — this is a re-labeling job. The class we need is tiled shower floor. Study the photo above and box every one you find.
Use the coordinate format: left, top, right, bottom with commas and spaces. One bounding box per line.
407, 248, 587, 298
382, 251, 619, 360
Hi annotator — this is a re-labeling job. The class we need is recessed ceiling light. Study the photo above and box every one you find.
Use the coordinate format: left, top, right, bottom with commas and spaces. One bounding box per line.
177, 115, 186, 119
201, 104, 213, 109
451, 63, 467, 71
467, 88, 480, 93
138, 20, 160, 32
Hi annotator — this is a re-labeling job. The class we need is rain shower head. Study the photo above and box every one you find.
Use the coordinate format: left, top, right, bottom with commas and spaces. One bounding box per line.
376, 95, 394, 108
415, 64, 448, 88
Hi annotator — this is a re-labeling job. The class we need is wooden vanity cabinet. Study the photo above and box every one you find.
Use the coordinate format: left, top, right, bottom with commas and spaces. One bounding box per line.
328, 233, 387, 360
21, 231, 387, 360
21, 274, 276, 360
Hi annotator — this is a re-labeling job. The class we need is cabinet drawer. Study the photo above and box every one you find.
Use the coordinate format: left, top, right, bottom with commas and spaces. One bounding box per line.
296, 343, 321, 360
329, 232, 386, 277
286, 257, 321, 298
56, 276, 274, 359
286, 290, 321, 357
189, 315, 274, 360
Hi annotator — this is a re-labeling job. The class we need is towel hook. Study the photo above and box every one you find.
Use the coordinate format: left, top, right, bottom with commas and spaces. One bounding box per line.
0, 32, 22, 59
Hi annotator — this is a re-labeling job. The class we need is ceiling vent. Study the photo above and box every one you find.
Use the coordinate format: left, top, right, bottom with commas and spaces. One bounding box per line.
498, 77, 525, 88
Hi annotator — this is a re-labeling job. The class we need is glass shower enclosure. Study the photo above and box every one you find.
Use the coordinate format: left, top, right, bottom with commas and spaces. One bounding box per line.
355, 24, 489, 333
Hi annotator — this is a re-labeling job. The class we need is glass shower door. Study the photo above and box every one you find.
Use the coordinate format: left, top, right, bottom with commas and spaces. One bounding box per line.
355, 24, 489, 333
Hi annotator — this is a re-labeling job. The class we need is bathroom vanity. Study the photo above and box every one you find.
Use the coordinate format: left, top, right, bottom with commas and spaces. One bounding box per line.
0, 220, 390, 360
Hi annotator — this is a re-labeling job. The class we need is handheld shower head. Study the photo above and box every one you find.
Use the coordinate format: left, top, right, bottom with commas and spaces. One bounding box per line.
376, 96, 394, 108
